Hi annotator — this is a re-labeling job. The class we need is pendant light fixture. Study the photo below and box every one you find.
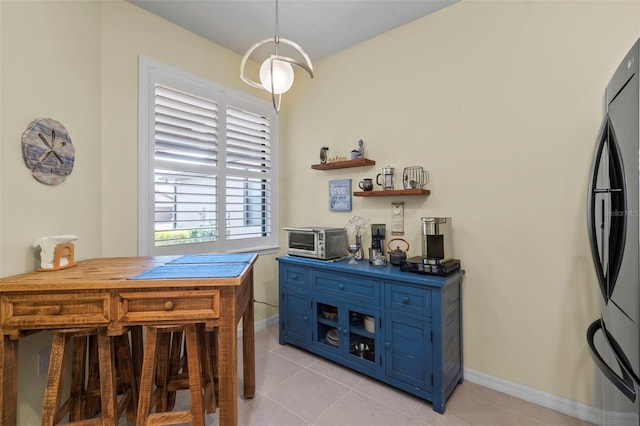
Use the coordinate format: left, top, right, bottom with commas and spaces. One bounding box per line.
240, 0, 314, 113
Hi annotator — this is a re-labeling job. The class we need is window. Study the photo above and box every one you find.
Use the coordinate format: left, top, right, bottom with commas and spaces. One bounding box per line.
138, 57, 277, 255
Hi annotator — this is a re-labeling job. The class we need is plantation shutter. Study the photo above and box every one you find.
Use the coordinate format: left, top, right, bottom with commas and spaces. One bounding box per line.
224, 106, 273, 240
153, 84, 219, 247
140, 57, 277, 255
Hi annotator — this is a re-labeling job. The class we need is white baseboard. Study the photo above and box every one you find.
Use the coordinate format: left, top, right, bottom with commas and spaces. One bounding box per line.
464, 367, 601, 424
237, 314, 279, 337
253, 314, 279, 332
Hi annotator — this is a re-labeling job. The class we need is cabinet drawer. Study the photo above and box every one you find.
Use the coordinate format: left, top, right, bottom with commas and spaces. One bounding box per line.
118, 290, 220, 323
1, 292, 110, 328
385, 283, 431, 317
282, 265, 309, 289
314, 272, 379, 305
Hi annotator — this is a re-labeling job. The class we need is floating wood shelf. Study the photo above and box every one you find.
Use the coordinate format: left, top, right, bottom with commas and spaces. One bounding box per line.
311, 158, 376, 170
353, 189, 430, 197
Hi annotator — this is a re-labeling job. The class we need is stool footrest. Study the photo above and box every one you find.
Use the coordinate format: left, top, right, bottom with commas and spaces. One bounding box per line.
147, 410, 194, 425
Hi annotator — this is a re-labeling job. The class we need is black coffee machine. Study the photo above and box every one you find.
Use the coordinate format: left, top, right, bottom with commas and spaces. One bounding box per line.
369, 224, 386, 263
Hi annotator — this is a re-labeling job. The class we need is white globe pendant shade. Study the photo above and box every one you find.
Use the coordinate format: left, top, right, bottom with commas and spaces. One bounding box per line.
239, 0, 314, 112
259, 58, 294, 95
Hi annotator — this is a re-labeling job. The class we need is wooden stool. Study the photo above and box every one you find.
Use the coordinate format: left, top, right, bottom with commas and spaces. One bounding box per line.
163, 325, 217, 413
82, 326, 143, 419
136, 323, 216, 426
41, 327, 138, 426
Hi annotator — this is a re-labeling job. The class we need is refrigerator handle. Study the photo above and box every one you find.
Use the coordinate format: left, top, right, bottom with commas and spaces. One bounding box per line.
587, 319, 637, 402
605, 117, 627, 298
587, 115, 627, 300
587, 116, 610, 300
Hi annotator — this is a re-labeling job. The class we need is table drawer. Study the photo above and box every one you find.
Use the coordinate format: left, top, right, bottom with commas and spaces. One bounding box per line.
385, 283, 431, 317
118, 290, 220, 323
313, 271, 379, 305
1, 293, 110, 328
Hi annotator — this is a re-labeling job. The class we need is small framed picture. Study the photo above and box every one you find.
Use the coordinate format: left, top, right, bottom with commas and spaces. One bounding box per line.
329, 179, 352, 212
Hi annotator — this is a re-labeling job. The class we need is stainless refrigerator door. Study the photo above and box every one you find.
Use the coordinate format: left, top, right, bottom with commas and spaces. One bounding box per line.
605, 65, 640, 382
587, 38, 640, 424
588, 48, 639, 382
604, 67, 640, 332
589, 319, 639, 425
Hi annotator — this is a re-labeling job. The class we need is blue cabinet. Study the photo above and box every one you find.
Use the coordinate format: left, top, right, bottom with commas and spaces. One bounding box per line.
277, 256, 464, 414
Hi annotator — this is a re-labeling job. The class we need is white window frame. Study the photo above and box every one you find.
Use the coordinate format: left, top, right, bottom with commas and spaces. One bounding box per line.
138, 56, 278, 256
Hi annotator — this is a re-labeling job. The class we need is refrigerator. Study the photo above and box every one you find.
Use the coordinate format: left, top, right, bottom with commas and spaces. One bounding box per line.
587, 38, 640, 425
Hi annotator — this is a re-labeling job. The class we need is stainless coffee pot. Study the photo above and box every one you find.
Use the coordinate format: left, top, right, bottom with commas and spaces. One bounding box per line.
376, 166, 395, 190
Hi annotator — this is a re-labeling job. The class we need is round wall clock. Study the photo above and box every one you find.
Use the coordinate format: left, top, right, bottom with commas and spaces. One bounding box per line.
22, 118, 75, 185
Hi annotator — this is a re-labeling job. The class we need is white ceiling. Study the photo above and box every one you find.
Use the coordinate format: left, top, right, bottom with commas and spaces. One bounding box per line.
128, 0, 458, 61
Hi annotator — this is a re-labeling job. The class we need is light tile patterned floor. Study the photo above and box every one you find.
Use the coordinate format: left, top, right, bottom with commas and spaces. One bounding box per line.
128, 322, 595, 426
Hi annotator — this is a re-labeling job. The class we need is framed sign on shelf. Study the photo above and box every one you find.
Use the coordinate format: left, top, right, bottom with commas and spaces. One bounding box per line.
329, 179, 352, 212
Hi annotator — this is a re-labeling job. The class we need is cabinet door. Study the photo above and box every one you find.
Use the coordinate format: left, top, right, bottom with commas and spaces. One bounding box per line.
384, 310, 432, 390
281, 287, 311, 346
279, 264, 311, 346
346, 304, 381, 371
315, 298, 381, 372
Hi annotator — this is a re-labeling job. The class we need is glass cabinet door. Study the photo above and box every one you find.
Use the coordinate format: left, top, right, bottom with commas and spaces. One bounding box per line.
347, 308, 377, 365
316, 301, 340, 350
315, 300, 380, 371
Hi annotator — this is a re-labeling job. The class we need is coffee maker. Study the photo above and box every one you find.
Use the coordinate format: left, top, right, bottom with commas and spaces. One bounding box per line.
369, 224, 386, 264
421, 217, 453, 261
401, 217, 459, 276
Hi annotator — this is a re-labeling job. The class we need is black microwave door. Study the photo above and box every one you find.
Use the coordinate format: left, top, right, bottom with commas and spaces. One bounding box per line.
587, 114, 627, 302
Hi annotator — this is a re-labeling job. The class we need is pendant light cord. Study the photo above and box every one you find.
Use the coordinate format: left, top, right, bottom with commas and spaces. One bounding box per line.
274, 0, 280, 49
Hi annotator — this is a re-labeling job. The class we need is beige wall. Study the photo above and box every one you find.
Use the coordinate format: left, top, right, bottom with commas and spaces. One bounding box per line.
1, 1, 103, 422
1, 0, 103, 276
0, 0, 638, 423
283, 0, 639, 406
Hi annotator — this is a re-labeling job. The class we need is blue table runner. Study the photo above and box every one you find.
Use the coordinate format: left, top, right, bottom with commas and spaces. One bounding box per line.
128, 263, 247, 280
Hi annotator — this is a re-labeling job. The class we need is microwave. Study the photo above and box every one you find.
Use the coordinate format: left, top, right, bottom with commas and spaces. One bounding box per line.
284, 227, 348, 260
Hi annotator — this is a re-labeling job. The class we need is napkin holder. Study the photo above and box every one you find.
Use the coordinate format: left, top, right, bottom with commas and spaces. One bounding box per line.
33, 235, 78, 271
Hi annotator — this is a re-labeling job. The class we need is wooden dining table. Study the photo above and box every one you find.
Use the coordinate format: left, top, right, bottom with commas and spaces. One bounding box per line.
0, 255, 257, 426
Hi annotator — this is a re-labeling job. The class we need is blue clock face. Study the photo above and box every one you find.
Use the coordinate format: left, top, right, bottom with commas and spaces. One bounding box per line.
22, 118, 75, 185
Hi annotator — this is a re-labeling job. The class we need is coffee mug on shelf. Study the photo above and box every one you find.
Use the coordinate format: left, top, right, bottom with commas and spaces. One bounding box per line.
359, 178, 373, 191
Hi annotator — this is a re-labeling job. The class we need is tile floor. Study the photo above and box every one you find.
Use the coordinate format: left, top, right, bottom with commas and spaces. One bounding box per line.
131, 322, 595, 426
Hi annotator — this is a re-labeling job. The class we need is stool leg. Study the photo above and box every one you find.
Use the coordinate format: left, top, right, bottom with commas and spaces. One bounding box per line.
115, 333, 138, 421
83, 335, 100, 418
41, 332, 68, 426
198, 326, 216, 414
69, 335, 88, 421
137, 326, 159, 424
209, 328, 219, 407
155, 329, 173, 412
166, 329, 184, 411
184, 324, 205, 426
130, 325, 144, 391
97, 329, 117, 426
